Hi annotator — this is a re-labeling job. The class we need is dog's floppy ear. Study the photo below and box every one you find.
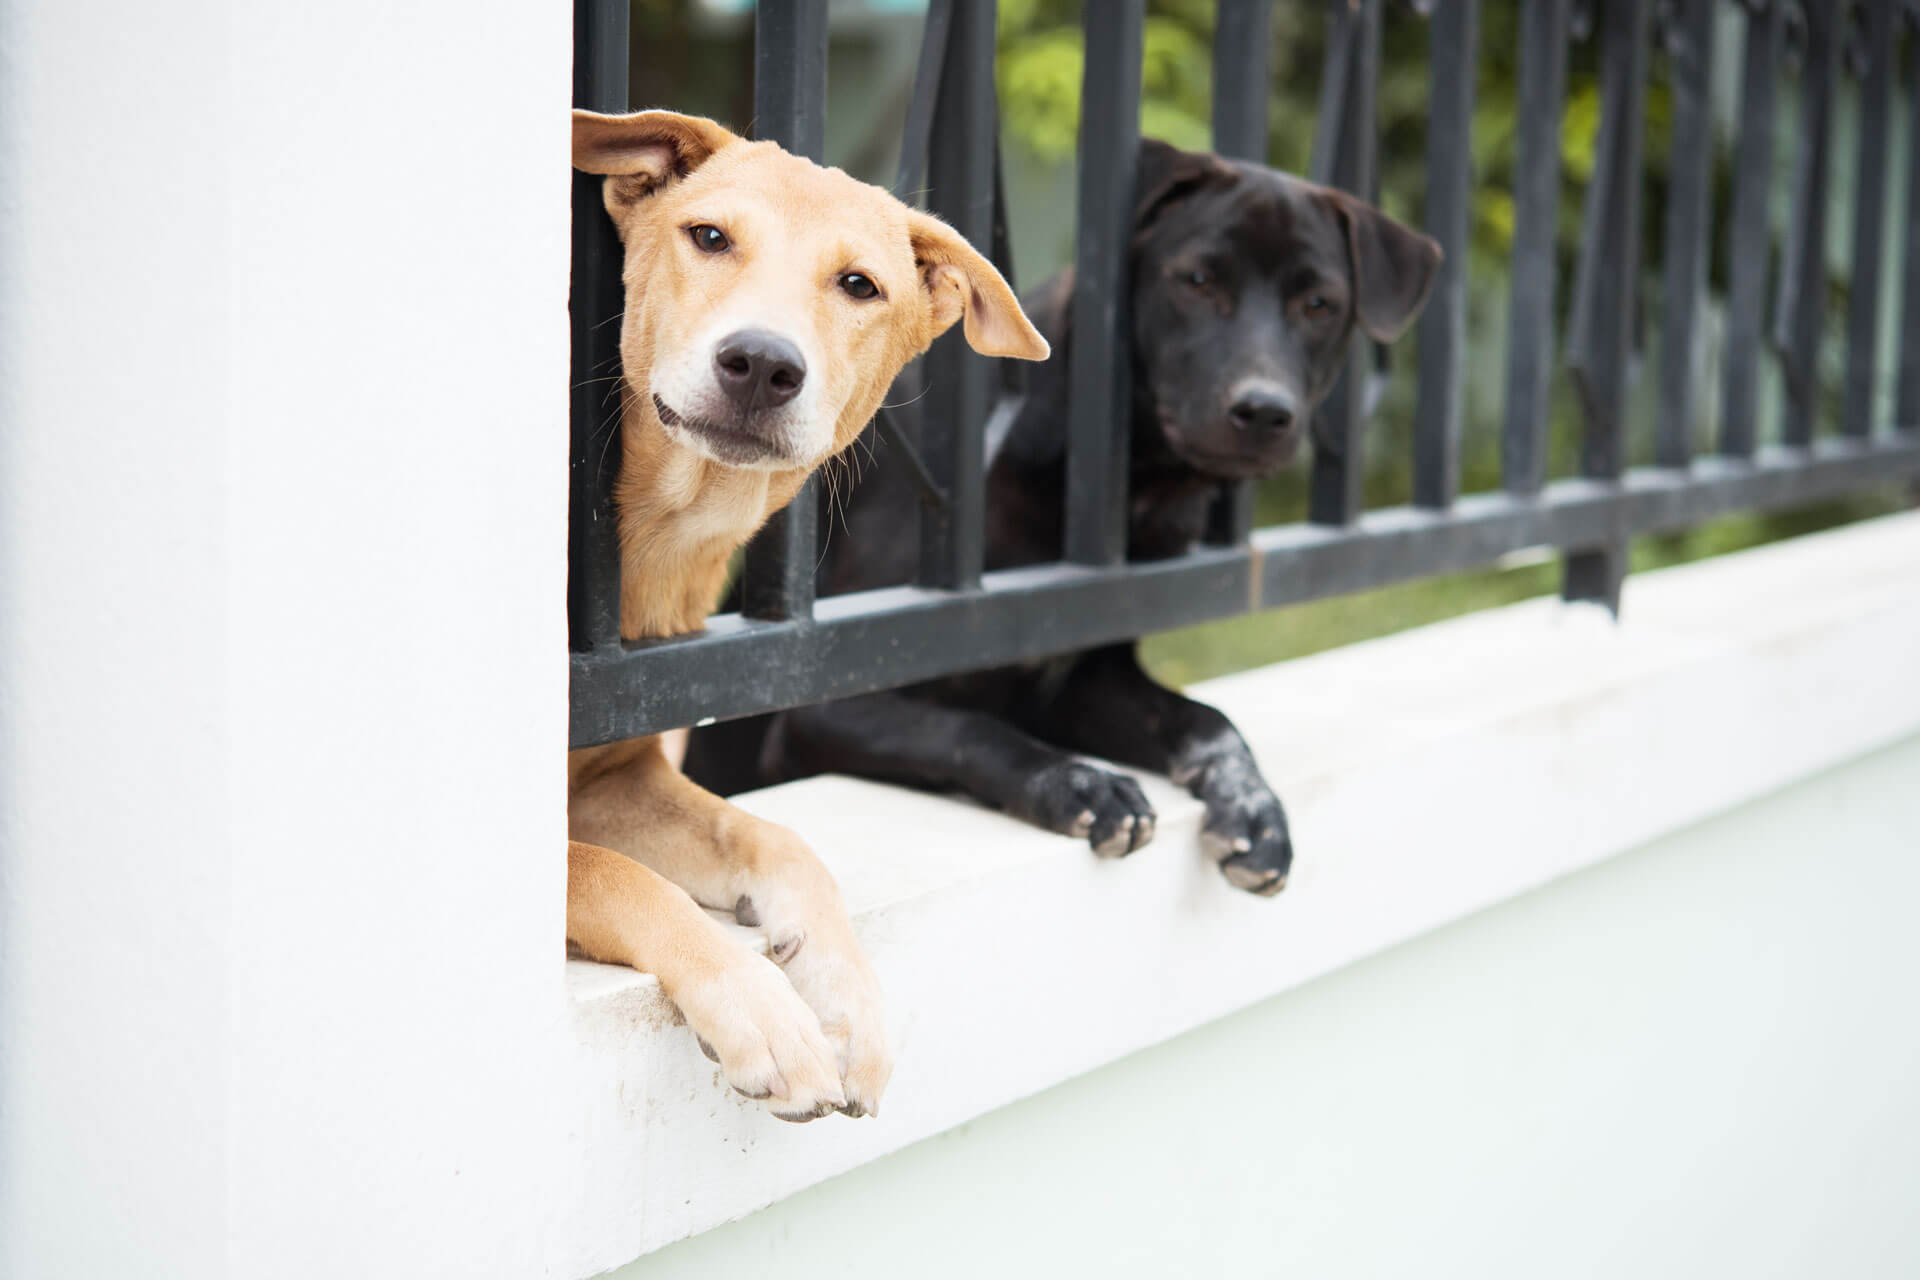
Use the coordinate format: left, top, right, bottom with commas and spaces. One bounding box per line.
1133, 137, 1238, 237
1319, 189, 1443, 343
572, 109, 739, 218
907, 211, 1051, 362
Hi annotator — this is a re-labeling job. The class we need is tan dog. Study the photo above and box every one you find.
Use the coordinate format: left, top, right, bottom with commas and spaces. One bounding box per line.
566, 110, 1047, 1121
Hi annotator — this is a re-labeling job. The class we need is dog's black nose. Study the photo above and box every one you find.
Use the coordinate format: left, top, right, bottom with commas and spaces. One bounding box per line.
714, 330, 807, 411
1228, 385, 1298, 436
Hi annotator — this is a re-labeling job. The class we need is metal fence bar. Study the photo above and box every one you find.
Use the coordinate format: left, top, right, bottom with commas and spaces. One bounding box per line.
1773, 2, 1837, 449
1501, 0, 1572, 495
566, 0, 1920, 749
1655, 0, 1718, 469
892, 0, 953, 200
1413, 0, 1479, 511
1563, 0, 1651, 609
571, 434, 1920, 745
1722, 0, 1784, 460
1902, 4, 1920, 428
739, 0, 829, 622
916, 0, 996, 590
568, 0, 629, 652
1204, 0, 1274, 546
1064, 0, 1143, 566
1843, 0, 1896, 439
1309, 0, 1382, 528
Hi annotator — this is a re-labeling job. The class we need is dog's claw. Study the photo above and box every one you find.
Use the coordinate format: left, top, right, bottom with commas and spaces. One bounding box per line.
772, 1098, 842, 1124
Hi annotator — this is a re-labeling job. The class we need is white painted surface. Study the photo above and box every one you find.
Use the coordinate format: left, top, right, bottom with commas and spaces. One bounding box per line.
622, 732, 1920, 1280
0, 4, 570, 1278
565, 512, 1920, 1270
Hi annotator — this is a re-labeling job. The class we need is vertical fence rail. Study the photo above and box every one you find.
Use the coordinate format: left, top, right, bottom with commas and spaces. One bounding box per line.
1902, 4, 1920, 429
1309, 0, 1383, 528
1204, 0, 1275, 546
893, 0, 953, 202
1501, 0, 1572, 495
1722, 0, 1784, 459
917, 0, 996, 589
1065, 0, 1143, 566
1843, 0, 1895, 440
1413, 0, 1480, 511
569, 0, 630, 652
740, 0, 829, 621
1563, 0, 1651, 609
1774, 2, 1836, 449
1656, 0, 1718, 469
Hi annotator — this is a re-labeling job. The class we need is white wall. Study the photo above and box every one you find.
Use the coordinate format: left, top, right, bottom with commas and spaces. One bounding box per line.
621, 733, 1920, 1280
0, 4, 571, 1277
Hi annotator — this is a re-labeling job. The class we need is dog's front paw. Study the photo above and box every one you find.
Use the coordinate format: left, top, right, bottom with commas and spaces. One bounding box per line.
779, 925, 893, 1118
1201, 791, 1293, 896
1019, 760, 1157, 857
671, 949, 847, 1122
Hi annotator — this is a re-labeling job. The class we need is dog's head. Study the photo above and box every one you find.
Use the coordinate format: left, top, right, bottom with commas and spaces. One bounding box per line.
1129, 138, 1441, 478
574, 110, 1048, 474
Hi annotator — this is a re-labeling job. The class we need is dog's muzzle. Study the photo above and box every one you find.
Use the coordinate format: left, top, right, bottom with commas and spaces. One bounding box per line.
653, 392, 802, 468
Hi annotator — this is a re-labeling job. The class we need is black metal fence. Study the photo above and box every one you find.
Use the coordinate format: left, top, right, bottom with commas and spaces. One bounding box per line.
570, 0, 1920, 750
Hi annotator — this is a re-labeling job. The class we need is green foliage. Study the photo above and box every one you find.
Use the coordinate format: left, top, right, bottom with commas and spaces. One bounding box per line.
998, 5, 1216, 158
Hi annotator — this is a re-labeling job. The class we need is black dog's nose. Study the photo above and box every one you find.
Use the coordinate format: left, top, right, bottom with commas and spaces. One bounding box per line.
1228, 384, 1298, 435
714, 330, 807, 411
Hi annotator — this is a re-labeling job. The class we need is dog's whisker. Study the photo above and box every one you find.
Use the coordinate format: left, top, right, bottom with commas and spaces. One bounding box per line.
876, 384, 932, 411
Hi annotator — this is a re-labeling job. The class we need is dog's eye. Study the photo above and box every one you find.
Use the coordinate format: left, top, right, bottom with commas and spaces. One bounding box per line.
1184, 269, 1211, 289
838, 272, 880, 301
687, 224, 730, 254
1304, 294, 1332, 315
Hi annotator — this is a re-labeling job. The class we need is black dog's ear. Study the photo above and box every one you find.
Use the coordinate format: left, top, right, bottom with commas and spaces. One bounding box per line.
572, 109, 739, 221
1319, 189, 1443, 343
1133, 138, 1238, 237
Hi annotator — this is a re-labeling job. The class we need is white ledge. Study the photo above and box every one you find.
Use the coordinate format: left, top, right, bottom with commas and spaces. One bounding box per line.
560, 512, 1920, 1276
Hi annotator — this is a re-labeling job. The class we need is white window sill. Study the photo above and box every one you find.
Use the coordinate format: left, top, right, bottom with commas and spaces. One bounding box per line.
559, 511, 1920, 1276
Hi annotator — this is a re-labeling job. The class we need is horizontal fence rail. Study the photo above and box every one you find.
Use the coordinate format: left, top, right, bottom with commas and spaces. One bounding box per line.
569, 0, 1920, 749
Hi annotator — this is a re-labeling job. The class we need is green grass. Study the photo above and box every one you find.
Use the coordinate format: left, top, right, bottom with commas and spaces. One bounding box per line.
1140, 492, 1912, 688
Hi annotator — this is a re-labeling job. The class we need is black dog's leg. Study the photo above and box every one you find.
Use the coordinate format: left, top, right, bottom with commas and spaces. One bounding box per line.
1028, 644, 1293, 895
776, 691, 1156, 857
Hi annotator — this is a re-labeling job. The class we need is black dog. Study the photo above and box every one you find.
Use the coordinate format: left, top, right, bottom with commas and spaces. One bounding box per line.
685, 139, 1440, 895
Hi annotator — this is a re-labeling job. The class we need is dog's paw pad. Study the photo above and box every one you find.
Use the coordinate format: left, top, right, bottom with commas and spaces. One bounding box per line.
1220, 853, 1288, 896
1092, 813, 1137, 858
1203, 793, 1293, 896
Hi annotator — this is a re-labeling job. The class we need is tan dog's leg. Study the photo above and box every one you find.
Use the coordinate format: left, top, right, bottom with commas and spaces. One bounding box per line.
567, 840, 847, 1121
570, 738, 893, 1116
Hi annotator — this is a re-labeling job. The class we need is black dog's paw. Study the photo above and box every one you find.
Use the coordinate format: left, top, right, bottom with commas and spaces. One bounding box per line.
1201, 792, 1292, 896
1019, 761, 1157, 857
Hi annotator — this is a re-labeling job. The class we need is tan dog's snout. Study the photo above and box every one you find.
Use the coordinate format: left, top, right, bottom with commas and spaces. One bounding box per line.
714, 330, 806, 412
652, 320, 823, 469
649, 313, 829, 468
